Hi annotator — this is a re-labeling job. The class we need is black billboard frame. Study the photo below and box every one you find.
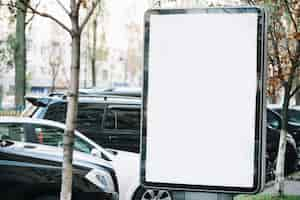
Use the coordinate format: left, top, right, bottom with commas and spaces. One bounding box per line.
141, 7, 267, 194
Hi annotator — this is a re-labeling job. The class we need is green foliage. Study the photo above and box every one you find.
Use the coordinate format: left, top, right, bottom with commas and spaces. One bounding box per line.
235, 195, 300, 200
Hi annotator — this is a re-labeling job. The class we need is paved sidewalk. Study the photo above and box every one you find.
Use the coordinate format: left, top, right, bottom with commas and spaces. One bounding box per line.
261, 171, 300, 195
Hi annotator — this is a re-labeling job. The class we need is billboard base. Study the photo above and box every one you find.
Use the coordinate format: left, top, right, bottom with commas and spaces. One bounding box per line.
179, 192, 233, 200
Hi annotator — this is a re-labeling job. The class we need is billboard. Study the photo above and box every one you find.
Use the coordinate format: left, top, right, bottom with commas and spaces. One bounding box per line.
141, 7, 266, 194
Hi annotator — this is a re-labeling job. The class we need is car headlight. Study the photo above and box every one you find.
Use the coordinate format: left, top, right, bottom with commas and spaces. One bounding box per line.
85, 169, 115, 193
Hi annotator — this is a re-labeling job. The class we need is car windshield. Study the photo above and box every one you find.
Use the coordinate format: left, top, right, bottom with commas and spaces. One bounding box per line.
267, 110, 281, 129
273, 108, 300, 124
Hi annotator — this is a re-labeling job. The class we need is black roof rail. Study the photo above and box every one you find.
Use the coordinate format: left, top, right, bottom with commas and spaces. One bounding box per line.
78, 94, 140, 100
48, 92, 65, 97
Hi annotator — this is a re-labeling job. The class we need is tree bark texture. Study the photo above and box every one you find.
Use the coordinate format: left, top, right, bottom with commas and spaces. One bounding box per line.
14, 0, 27, 110
60, 16, 81, 200
91, 16, 97, 87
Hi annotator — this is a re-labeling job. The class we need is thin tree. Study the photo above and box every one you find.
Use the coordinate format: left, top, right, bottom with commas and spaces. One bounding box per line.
0, 0, 40, 110
3, 0, 101, 199
49, 41, 63, 93
14, 0, 28, 110
251, 0, 300, 195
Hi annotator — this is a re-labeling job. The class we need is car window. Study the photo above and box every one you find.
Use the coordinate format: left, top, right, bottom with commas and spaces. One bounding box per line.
267, 110, 281, 129
32, 124, 94, 154
77, 103, 104, 133
286, 110, 300, 124
270, 108, 300, 124
33, 125, 63, 146
0, 123, 25, 142
44, 103, 104, 133
74, 136, 94, 154
44, 103, 66, 123
103, 107, 140, 130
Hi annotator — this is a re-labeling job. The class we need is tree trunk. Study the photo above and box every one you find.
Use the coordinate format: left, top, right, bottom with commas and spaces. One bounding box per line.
14, 0, 27, 110
91, 16, 97, 87
275, 129, 288, 195
275, 86, 289, 195
51, 68, 56, 93
60, 28, 81, 200
0, 85, 2, 109
295, 45, 300, 105
295, 90, 300, 105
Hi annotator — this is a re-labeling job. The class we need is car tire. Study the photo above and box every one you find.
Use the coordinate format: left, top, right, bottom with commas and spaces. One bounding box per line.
266, 155, 275, 182
268, 144, 298, 180
133, 187, 173, 200
285, 144, 298, 174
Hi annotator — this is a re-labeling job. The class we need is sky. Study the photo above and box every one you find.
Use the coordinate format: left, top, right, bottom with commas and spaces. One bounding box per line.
106, 0, 149, 50
105, 0, 243, 50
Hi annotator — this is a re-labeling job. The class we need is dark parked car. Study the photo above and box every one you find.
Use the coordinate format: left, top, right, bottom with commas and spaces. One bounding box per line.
24, 92, 299, 178
268, 105, 300, 148
24, 95, 141, 153
0, 117, 119, 200
265, 126, 298, 178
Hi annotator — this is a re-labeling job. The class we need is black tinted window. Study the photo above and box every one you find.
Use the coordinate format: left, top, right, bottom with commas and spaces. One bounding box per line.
77, 103, 104, 133
44, 103, 66, 123
267, 110, 281, 129
44, 102, 104, 133
0, 123, 25, 142
104, 107, 140, 130
32, 125, 63, 146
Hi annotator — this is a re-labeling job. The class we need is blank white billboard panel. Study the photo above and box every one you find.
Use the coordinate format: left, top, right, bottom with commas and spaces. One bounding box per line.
141, 8, 266, 194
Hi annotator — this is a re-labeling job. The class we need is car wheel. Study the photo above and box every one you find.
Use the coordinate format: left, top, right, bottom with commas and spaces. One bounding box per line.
285, 144, 298, 174
266, 156, 275, 182
134, 188, 173, 200
268, 144, 298, 180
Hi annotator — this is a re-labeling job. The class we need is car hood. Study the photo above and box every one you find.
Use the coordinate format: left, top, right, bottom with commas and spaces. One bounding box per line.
111, 150, 140, 176
109, 150, 140, 200
1, 141, 113, 171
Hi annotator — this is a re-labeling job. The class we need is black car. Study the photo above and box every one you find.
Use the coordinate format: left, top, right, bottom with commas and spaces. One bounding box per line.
24, 95, 141, 153
266, 126, 298, 178
268, 106, 300, 148
0, 118, 119, 200
24, 93, 299, 177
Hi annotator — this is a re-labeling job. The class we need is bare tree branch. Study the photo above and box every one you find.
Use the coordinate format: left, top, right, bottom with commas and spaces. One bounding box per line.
284, 0, 298, 32
270, 25, 284, 81
79, 0, 100, 33
25, 0, 41, 26
289, 84, 300, 98
19, 0, 72, 35
56, 0, 70, 15
76, 0, 81, 15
